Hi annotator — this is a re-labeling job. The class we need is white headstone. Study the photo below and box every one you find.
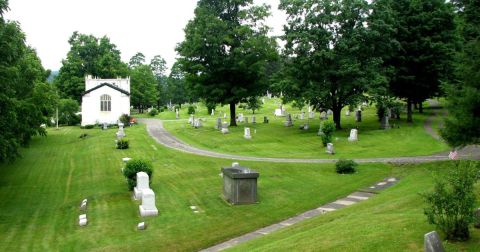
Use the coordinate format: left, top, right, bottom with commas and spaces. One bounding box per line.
424, 231, 444, 252
221, 122, 229, 134
137, 222, 146, 230
326, 143, 335, 154
309, 111, 314, 119
122, 157, 131, 163
237, 113, 244, 123
188, 115, 194, 125
175, 109, 179, 119
139, 188, 158, 217
79, 214, 87, 226
345, 110, 350, 116
232, 162, 240, 167
244, 127, 252, 139
303, 124, 309, 130
348, 129, 358, 142
211, 109, 215, 116
134, 172, 150, 200
223, 113, 227, 119
194, 119, 202, 128
300, 112, 305, 120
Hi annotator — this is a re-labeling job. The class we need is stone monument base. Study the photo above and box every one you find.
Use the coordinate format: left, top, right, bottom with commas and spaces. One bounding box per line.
139, 206, 158, 217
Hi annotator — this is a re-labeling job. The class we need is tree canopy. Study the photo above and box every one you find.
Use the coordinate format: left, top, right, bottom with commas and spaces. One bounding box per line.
54, 32, 128, 101
176, 0, 278, 126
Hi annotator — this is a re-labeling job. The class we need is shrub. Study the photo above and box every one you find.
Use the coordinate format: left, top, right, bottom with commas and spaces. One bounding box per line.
148, 108, 158, 117
123, 159, 153, 190
119, 114, 131, 125
319, 121, 335, 146
116, 139, 129, 149
80, 124, 95, 129
187, 105, 196, 114
335, 159, 358, 174
422, 161, 480, 241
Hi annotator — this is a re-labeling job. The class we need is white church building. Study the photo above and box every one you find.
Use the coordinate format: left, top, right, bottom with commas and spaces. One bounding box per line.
81, 75, 131, 126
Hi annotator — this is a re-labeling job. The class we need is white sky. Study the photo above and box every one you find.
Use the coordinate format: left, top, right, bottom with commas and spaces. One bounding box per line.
4, 0, 286, 72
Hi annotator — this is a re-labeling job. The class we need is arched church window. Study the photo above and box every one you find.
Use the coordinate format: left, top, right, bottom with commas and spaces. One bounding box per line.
100, 94, 111, 111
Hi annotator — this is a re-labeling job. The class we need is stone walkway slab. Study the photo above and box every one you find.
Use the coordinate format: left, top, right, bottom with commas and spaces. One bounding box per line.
200, 178, 399, 252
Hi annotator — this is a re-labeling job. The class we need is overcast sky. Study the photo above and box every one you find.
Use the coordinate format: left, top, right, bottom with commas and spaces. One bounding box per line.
5, 0, 286, 72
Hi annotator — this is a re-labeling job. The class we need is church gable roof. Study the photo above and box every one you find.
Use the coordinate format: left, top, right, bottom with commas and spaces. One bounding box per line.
82, 82, 130, 96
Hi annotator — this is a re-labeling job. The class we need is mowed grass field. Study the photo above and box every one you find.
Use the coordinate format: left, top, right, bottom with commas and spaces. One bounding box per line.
157, 98, 449, 159
229, 162, 480, 252
0, 124, 393, 251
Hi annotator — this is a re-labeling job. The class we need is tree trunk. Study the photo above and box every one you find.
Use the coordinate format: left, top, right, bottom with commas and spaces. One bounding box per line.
407, 99, 413, 123
229, 102, 237, 126
414, 102, 418, 110
333, 106, 342, 129
419, 102, 423, 114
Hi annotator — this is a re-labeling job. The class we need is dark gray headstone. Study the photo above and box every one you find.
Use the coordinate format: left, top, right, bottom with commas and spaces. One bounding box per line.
424, 231, 444, 252
263, 116, 269, 123
222, 166, 259, 205
355, 110, 362, 122
381, 116, 390, 129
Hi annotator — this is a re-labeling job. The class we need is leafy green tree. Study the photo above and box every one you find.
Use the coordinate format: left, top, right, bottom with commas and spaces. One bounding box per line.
176, 0, 278, 126
150, 55, 168, 107
441, 0, 480, 147
58, 99, 80, 125
0, 2, 54, 162
128, 52, 145, 69
130, 65, 158, 113
167, 61, 189, 106
245, 96, 262, 114
376, 0, 456, 122
279, 0, 382, 129
54, 32, 128, 101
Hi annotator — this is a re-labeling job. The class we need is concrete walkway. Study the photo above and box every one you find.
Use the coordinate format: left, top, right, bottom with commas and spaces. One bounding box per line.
200, 177, 400, 252
139, 118, 479, 163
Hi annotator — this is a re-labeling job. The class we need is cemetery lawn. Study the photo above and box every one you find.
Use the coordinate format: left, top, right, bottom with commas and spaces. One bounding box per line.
0, 125, 393, 251
229, 161, 480, 252
160, 100, 449, 159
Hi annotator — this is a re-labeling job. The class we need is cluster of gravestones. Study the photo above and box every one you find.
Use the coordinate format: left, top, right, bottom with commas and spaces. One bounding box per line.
188, 115, 203, 128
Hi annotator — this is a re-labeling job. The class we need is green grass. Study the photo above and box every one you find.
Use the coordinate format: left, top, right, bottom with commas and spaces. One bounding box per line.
0, 125, 392, 251
159, 99, 449, 159
229, 161, 480, 252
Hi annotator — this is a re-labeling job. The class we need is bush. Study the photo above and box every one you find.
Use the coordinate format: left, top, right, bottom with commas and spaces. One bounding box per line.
422, 161, 480, 241
148, 108, 158, 117
116, 139, 129, 149
123, 159, 153, 190
187, 105, 196, 114
319, 121, 335, 146
335, 159, 358, 174
80, 124, 95, 129
119, 114, 131, 125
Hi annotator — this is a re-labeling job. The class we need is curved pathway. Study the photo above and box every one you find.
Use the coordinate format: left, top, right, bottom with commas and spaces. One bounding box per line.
139, 118, 480, 163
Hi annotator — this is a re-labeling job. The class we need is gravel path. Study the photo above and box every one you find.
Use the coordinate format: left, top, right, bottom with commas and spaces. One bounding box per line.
139, 118, 479, 163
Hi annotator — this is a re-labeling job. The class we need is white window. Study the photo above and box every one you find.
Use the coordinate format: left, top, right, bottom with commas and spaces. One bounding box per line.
100, 94, 111, 111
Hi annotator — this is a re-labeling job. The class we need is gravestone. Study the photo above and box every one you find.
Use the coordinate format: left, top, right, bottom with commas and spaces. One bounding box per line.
320, 112, 328, 120
221, 165, 259, 205
103, 123, 108, 130
348, 129, 358, 141
232, 162, 240, 168
137, 222, 146, 230
139, 188, 158, 217
134, 172, 150, 200
381, 116, 390, 129
122, 157, 131, 163
215, 118, 222, 130
221, 122, 229, 134
223, 113, 227, 119
424, 231, 444, 252
284, 113, 293, 127
175, 109, 179, 119
188, 115, 194, 125
309, 111, 315, 119
345, 110, 350, 116
326, 143, 335, 154
251, 116, 256, 124
327, 109, 333, 115
303, 123, 309, 130
245, 117, 248, 124
274, 108, 283, 116
237, 113, 244, 123
355, 110, 362, 122
300, 112, 305, 120
80, 199, 87, 211
211, 109, 215, 116
194, 119, 202, 128
263, 116, 269, 123
79, 214, 87, 226
244, 128, 252, 139
262, 98, 265, 104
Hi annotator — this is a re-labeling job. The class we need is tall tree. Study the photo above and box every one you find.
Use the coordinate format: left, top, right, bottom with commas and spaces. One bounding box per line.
167, 61, 189, 106
176, 0, 278, 126
149, 55, 168, 107
379, 0, 456, 122
54, 32, 128, 101
128, 52, 145, 69
279, 0, 381, 129
0, 1, 57, 162
130, 64, 158, 113
441, 0, 480, 147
